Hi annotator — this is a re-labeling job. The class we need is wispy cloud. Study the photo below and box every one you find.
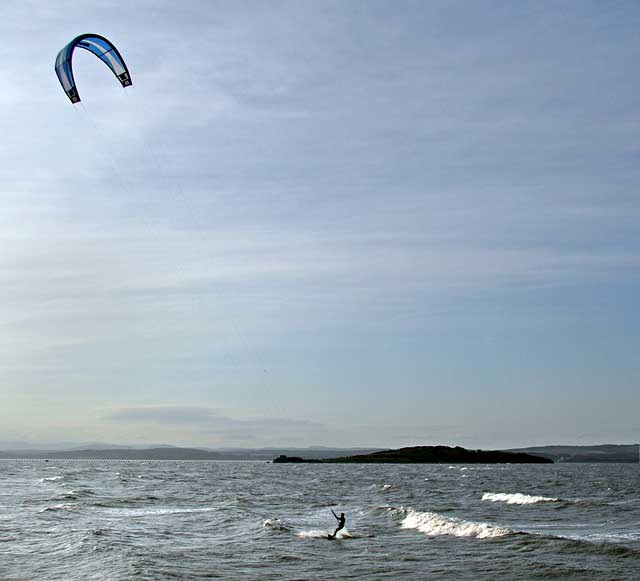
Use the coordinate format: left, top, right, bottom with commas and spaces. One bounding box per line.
104, 405, 327, 446
1, 1, 639, 447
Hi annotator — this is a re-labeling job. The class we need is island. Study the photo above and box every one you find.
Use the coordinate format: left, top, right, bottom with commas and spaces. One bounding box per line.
273, 445, 553, 463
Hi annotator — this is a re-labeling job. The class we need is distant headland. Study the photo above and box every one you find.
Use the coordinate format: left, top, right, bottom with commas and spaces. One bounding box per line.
0, 443, 636, 462
273, 445, 553, 464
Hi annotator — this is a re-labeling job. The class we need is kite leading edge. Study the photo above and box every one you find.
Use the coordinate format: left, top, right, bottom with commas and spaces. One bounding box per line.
55, 33, 132, 103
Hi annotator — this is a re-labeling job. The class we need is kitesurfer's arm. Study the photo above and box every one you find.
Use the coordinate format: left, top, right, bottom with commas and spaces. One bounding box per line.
331, 508, 339, 521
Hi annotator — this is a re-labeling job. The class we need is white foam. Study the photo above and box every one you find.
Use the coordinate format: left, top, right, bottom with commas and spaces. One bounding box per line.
101, 506, 216, 517
263, 519, 291, 531
482, 492, 560, 505
579, 531, 640, 542
298, 529, 352, 539
401, 508, 512, 539
40, 503, 78, 512
39, 476, 63, 483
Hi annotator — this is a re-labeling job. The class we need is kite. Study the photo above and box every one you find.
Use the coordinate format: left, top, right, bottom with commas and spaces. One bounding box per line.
55, 34, 132, 103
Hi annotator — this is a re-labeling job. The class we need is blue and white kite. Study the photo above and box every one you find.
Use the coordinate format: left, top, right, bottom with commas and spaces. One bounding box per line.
55, 34, 132, 103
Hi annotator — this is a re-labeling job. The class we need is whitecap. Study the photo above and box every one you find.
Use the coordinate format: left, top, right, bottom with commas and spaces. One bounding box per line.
401, 508, 512, 539
263, 518, 291, 531
298, 529, 352, 539
100, 506, 216, 517
40, 503, 78, 513
297, 529, 331, 539
39, 476, 63, 483
482, 492, 560, 505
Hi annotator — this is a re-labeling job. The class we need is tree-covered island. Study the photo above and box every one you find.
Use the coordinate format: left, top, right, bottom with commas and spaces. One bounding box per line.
273, 445, 553, 463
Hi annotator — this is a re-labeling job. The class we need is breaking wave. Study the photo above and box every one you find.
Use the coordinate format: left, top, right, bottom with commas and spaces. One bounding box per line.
39, 476, 64, 483
263, 518, 292, 532
400, 508, 513, 539
298, 529, 352, 539
99, 506, 217, 517
482, 492, 560, 505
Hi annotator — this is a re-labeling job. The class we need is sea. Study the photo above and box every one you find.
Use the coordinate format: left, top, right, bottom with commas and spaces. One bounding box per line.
0, 461, 638, 580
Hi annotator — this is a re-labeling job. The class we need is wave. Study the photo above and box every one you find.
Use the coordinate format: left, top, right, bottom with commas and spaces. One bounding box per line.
370, 505, 404, 518
86, 495, 168, 509
482, 492, 560, 505
99, 506, 217, 517
58, 488, 95, 500
263, 519, 292, 532
40, 502, 79, 513
298, 529, 352, 539
401, 508, 513, 539
558, 536, 640, 558
39, 476, 64, 483
572, 497, 618, 509
577, 531, 640, 543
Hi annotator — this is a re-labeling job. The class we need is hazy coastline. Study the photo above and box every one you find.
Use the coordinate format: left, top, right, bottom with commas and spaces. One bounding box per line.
1, 443, 637, 462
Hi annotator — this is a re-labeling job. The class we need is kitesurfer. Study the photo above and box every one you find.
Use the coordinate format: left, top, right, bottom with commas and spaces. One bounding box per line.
328, 509, 345, 539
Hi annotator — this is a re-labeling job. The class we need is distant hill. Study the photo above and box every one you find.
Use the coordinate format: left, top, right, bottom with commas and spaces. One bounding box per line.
0, 447, 226, 461
0, 446, 383, 461
2, 443, 636, 462
505, 444, 639, 463
274, 445, 552, 464
0, 440, 172, 452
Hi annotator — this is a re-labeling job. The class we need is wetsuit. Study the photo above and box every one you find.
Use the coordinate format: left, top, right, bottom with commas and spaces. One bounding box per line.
330, 509, 345, 538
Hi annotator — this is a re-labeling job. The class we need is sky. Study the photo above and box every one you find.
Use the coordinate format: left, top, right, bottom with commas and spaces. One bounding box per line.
1, 0, 639, 449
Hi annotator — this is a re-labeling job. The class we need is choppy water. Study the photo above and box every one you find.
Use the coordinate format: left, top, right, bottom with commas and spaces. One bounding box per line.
0, 461, 638, 580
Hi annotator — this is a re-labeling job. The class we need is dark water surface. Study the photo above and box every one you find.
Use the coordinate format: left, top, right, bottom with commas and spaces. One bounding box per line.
0, 461, 638, 580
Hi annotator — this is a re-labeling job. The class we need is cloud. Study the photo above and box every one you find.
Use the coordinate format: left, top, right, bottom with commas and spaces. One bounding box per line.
107, 405, 219, 424
105, 405, 326, 440
1, 2, 640, 448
